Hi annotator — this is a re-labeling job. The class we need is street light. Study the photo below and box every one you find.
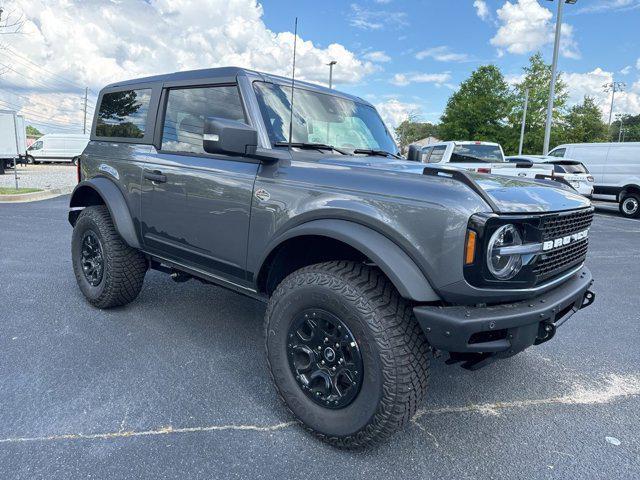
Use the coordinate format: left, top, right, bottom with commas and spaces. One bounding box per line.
327, 60, 337, 89
604, 81, 626, 127
542, 0, 577, 155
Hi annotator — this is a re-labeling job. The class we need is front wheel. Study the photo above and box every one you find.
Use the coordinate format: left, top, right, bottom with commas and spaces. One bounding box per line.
72, 205, 147, 308
71, 156, 79, 166
26, 155, 35, 165
264, 261, 430, 448
619, 193, 640, 219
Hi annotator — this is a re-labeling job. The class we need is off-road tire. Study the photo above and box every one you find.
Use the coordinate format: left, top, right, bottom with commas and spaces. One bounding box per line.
264, 261, 430, 448
72, 205, 147, 308
619, 193, 640, 219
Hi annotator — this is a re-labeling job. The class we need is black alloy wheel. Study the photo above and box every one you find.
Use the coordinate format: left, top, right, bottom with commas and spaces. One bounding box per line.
287, 309, 363, 409
80, 231, 104, 287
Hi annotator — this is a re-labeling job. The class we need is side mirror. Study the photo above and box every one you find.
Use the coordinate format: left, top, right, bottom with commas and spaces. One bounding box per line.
406, 144, 422, 162
203, 117, 258, 156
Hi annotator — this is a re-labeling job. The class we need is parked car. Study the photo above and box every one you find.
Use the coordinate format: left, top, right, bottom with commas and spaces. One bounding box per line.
0, 110, 26, 174
549, 142, 640, 218
408, 141, 555, 180
68, 67, 595, 447
506, 155, 594, 198
25, 133, 90, 165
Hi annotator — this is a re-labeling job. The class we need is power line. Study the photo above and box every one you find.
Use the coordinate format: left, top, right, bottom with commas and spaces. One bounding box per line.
0, 98, 84, 127
2, 46, 98, 96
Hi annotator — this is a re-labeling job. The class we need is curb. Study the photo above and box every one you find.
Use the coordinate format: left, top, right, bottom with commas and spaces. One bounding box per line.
0, 185, 74, 203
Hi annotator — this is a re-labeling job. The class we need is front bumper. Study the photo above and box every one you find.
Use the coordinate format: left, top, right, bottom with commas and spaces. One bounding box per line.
414, 267, 594, 361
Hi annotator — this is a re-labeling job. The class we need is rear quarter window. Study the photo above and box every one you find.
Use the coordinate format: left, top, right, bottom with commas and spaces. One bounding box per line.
95, 89, 152, 138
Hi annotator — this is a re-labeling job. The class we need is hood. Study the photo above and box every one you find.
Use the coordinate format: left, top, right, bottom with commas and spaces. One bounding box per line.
316, 156, 591, 214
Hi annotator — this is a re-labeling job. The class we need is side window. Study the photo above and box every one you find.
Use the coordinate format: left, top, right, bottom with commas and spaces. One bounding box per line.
96, 89, 151, 138
549, 148, 565, 158
420, 147, 433, 163
29, 140, 43, 150
161, 86, 246, 155
428, 146, 447, 163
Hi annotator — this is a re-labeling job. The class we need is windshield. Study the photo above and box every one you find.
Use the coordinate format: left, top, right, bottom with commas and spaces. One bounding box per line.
253, 82, 397, 154
451, 144, 504, 163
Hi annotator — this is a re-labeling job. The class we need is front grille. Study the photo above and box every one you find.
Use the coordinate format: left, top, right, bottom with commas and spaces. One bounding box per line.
534, 238, 589, 282
534, 208, 593, 282
540, 208, 593, 241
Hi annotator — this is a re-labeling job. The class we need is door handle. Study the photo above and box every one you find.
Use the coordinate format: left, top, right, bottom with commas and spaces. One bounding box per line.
144, 169, 167, 183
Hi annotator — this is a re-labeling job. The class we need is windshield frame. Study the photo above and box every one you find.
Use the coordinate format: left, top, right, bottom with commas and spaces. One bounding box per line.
252, 80, 399, 155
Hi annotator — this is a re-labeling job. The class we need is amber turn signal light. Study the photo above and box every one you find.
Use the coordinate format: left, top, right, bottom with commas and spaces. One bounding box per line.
465, 230, 477, 265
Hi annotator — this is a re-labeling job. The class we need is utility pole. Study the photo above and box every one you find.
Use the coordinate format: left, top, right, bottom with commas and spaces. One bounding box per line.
542, 0, 573, 155
518, 88, 529, 155
617, 115, 624, 142
82, 87, 88, 134
604, 81, 625, 127
327, 61, 337, 89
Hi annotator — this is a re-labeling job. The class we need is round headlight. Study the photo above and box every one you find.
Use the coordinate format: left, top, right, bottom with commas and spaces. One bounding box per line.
486, 224, 523, 280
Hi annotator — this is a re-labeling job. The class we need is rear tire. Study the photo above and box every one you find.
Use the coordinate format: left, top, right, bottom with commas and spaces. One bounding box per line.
619, 193, 640, 219
72, 156, 79, 166
72, 205, 147, 308
264, 261, 430, 448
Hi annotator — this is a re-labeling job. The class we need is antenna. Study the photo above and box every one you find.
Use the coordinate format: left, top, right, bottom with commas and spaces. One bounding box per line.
288, 17, 298, 151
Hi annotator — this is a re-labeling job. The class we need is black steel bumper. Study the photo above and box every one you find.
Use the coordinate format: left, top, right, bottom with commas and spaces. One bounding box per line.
414, 267, 594, 365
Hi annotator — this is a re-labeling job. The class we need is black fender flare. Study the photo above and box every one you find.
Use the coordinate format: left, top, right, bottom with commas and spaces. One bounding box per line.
257, 219, 440, 302
68, 177, 141, 249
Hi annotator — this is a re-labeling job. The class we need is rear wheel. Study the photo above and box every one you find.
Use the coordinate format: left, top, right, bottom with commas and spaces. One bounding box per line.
72, 205, 147, 308
264, 261, 430, 448
619, 193, 640, 218
71, 156, 79, 166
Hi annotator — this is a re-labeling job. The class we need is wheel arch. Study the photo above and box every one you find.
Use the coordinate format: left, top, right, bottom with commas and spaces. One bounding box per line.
256, 219, 440, 302
619, 184, 640, 201
68, 177, 141, 249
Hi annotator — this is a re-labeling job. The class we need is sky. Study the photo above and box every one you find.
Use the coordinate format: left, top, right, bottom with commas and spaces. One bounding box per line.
0, 0, 639, 134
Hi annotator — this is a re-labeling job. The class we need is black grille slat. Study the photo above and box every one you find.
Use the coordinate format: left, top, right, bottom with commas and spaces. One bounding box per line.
534, 208, 593, 283
540, 209, 593, 240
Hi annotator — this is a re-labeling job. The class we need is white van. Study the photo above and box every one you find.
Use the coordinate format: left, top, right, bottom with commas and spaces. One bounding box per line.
25, 133, 90, 165
549, 142, 640, 218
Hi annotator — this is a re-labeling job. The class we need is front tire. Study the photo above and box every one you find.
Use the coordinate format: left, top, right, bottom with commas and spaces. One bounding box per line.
26, 155, 35, 165
265, 261, 430, 448
72, 205, 147, 308
619, 193, 640, 218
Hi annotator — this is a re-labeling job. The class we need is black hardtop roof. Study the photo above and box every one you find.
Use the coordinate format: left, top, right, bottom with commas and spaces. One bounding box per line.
102, 66, 370, 105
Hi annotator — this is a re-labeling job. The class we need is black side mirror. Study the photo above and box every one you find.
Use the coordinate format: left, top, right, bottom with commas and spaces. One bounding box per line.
203, 117, 258, 156
407, 144, 422, 162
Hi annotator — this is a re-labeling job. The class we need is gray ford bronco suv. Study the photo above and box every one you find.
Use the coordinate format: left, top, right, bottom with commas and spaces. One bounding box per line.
69, 67, 595, 447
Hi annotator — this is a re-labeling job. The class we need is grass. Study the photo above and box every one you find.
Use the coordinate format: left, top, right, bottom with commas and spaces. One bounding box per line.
0, 187, 42, 195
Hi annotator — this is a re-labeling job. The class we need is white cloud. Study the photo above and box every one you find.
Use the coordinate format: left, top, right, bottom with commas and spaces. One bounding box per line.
349, 3, 408, 30
375, 99, 420, 130
563, 68, 640, 119
620, 65, 632, 75
363, 51, 391, 63
473, 0, 491, 21
415, 46, 470, 62
391, 72, 452, 87
637, 58, 640, 69
577, 0, 640, 14
491, 0, 580, 59
0, 0, 377, 131
374, 0, 393, 3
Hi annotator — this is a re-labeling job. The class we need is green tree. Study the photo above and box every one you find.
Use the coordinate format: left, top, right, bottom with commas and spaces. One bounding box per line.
26, 125, 42, 136
611, 114, 640, 142
506, 53, 569, 154
561, 96, 608, 144
439, 65, 514, 144
395, 119, 439, 153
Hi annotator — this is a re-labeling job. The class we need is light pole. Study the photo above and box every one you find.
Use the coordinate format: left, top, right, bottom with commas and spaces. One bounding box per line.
327, 60, 337, 89
604, 81, 625, 127
518, 87, 529, 155
542, 0, 577, 155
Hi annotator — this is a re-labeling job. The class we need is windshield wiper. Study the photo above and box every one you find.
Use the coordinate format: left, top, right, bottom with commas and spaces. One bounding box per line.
274, 142, 350, 155
352, 148, 401, 159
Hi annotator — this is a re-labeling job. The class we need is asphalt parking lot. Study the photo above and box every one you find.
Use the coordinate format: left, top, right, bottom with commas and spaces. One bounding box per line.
0, 196, 638, 479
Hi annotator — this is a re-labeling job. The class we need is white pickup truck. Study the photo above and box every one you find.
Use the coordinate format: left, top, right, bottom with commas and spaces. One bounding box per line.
407, 141, 555, 181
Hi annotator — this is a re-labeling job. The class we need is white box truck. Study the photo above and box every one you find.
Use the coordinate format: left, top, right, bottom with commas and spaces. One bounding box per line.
549, 142, 640, 218
25, 133, 89, 165
0, 110, 27, 175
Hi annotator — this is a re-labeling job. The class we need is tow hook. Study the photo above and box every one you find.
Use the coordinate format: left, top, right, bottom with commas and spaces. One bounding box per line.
581, 289, 595, 309
534, 321, 556, 345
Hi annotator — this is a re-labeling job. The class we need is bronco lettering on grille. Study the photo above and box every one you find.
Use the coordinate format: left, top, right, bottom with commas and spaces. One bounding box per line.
542, 229, 589, 251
